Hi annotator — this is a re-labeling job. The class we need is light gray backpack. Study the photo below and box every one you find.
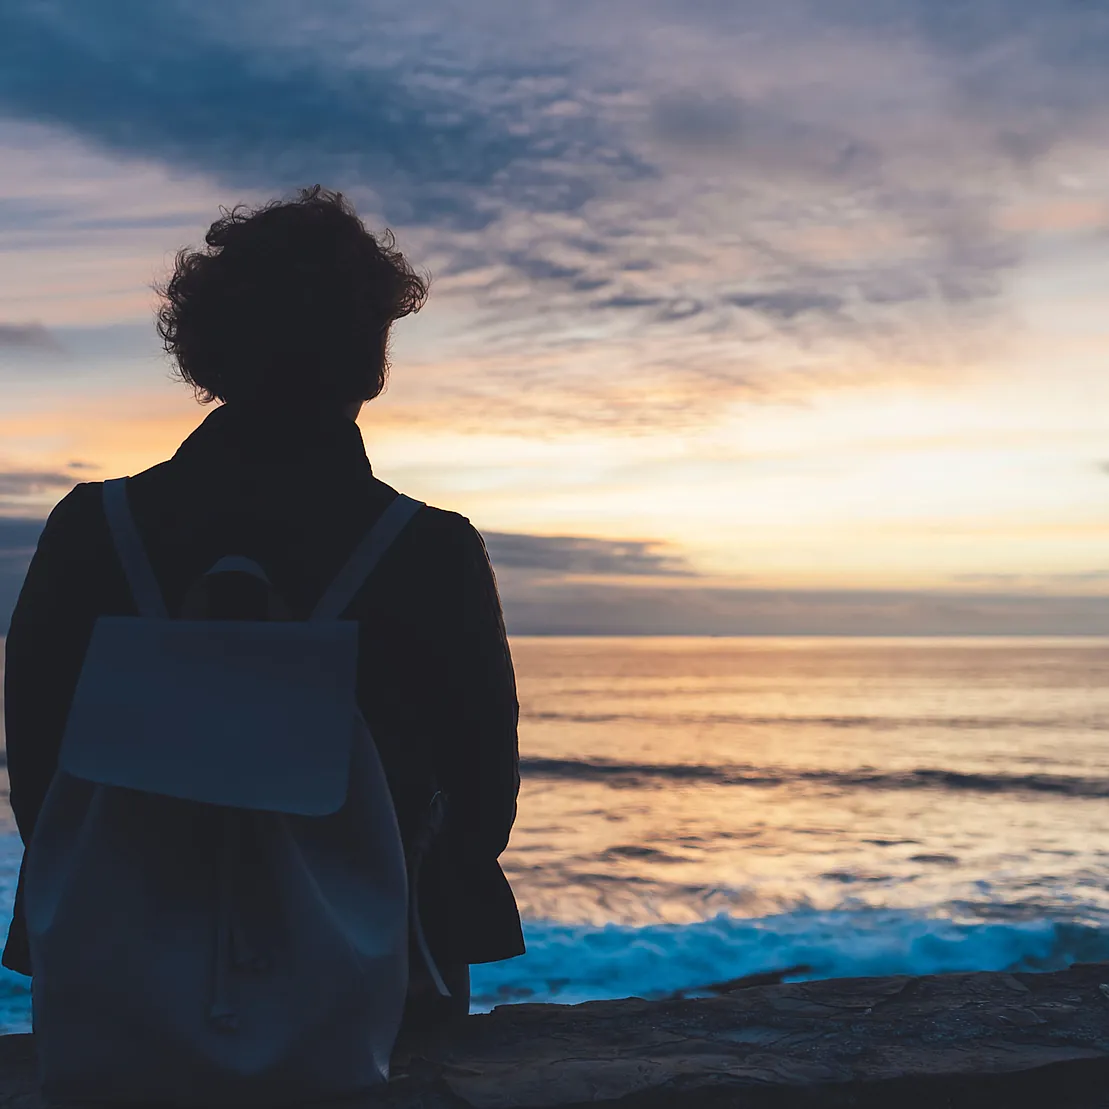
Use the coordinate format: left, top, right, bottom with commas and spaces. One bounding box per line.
24, 478, 447, 1106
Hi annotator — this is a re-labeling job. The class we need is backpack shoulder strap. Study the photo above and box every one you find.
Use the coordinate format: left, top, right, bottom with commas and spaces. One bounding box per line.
310, 494, 424, 622
102, 477, 168, 619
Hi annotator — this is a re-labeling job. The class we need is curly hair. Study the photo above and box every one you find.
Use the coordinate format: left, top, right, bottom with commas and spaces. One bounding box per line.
156, 187, 428, 409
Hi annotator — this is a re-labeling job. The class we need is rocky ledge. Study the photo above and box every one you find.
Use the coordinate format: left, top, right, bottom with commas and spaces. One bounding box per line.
1, 964, 1108, 1107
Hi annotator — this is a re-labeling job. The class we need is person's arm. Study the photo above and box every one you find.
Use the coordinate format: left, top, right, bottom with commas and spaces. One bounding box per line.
438, 520, 520, 863
5, 484, 106, 844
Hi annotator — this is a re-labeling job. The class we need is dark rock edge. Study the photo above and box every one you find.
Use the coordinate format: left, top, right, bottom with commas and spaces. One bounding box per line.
0, 964, 1106, 1107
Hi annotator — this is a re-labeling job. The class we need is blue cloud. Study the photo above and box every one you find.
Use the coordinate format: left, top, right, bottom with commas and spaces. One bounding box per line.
0, 0, 638, 231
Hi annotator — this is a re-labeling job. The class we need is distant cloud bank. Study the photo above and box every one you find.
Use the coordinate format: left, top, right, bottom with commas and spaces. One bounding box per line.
2, 517, 1108, 637
497, 577, 1109, 637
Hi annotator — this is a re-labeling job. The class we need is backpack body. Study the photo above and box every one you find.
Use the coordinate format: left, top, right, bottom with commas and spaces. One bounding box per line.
23, 479, 431, 1106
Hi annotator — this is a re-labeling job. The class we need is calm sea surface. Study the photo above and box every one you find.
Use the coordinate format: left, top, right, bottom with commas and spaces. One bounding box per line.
2, 635, 1108, 1026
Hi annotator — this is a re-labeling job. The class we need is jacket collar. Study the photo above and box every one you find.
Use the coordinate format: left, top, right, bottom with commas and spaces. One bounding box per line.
172, 404, 373, 474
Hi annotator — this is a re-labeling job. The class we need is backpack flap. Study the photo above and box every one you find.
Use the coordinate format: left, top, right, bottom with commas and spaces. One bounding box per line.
59, 615, 359, 815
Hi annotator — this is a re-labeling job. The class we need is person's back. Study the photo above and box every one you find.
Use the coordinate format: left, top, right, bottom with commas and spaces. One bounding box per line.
2, 187, 524, 1103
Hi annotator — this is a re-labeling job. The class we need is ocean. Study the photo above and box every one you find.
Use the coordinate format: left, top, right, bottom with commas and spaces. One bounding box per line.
1, 635, 1108, 1029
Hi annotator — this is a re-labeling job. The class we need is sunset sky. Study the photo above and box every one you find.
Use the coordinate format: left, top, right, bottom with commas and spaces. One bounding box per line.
2, 0, 1109, 633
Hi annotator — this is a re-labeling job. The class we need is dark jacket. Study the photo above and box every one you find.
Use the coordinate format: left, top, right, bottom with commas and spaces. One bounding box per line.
2, 404, 525, 975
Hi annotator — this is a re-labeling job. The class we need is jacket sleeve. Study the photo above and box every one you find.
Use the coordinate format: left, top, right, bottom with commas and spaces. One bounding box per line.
438, 521, 520, 862
5, 484, 106, 844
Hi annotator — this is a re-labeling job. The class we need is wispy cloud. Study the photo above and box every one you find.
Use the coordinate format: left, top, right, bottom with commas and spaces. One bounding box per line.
484, 532, 693, 577
0, 469, 85, 514
0, 321, 61, 353
0, 471, 78, 498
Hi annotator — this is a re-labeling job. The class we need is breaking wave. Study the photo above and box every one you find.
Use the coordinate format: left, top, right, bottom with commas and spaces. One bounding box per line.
520, 757, 1109, 799
471, 909, 1109, 1009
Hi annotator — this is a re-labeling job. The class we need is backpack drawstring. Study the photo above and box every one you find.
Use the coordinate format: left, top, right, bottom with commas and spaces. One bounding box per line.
209, 810, 269, 1030
209, 809, 240, 1030
408, 791, 451, 998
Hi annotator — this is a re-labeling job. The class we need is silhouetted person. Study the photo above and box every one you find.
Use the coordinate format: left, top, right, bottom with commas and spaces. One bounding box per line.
3, 188, 524, 1070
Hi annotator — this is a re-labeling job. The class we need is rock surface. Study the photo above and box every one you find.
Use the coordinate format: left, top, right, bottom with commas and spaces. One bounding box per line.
1, 964, 1108, 1106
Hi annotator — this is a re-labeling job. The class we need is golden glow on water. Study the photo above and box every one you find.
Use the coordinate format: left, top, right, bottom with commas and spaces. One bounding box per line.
505, 637, 1109, 927
1, 636, 1107, 935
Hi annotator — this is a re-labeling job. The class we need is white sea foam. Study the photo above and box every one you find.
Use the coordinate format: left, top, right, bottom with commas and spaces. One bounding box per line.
0, 906, 1102, 1031
470, 909, 1109, 1010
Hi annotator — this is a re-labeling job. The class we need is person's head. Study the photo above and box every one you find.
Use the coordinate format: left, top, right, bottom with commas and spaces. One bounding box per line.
156, 186, 428, 415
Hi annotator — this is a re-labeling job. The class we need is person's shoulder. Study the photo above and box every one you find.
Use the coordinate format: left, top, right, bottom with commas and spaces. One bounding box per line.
414, 503, 476, 538
41, 480, 102, 534
47, 461, 175, 524
372, 482, 486, 561
368, 479, 473, 537
120, 459, 176, 498
27, 481, 108, 569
